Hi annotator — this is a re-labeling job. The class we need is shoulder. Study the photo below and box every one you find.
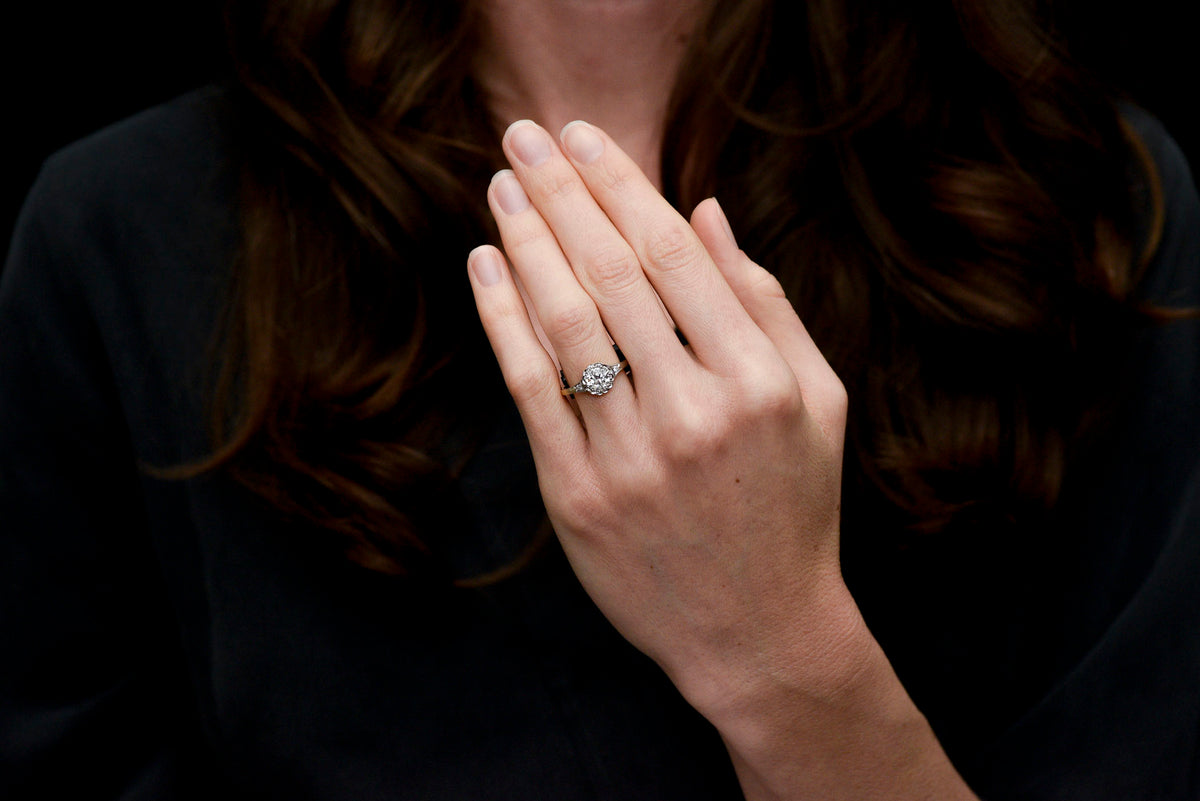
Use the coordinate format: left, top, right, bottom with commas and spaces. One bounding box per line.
3, 86, 243, 461
6, 84, 241, 312
1122, 105, 1200, 306
13, 85, 240, 288
30, 85, 237, 218
1123, 104, 1196, 206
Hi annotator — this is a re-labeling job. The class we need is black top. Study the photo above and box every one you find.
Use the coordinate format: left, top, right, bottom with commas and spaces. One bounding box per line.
1, 87, 1197, 800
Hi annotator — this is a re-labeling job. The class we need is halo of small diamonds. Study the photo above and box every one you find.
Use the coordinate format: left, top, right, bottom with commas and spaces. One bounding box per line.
579, 363, 617, 395
564, 361, 626, 396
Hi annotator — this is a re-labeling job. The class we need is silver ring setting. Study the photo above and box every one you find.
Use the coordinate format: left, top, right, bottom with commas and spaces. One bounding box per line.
561, 361, 629, 397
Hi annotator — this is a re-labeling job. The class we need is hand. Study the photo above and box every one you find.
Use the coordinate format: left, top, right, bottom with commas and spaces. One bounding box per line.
468, 120, 976, 799
470, 118, 851, 695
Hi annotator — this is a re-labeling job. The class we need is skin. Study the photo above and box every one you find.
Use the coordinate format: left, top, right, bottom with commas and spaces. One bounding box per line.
473, 0, 702, 187
470, 3, 982, 798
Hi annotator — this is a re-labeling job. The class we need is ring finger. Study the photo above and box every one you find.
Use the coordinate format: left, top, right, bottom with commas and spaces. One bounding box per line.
488, 169, 634, 427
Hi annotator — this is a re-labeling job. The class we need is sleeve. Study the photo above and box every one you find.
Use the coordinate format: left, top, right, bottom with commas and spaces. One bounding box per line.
961, 111, 1200, 800
0, 169, 214, 800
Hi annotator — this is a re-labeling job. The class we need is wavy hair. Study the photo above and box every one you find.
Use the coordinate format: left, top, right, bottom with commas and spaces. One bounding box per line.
209, 0, 1159, 574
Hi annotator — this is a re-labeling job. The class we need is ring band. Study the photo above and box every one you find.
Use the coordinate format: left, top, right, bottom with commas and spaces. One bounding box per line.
561, 360, 630, 397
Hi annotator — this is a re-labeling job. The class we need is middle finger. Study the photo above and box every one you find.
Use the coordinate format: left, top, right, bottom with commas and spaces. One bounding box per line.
488, 168, 632, 428
501, 120, 687, 385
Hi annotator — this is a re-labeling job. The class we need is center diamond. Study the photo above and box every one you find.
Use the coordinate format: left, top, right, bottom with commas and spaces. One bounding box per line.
580, 363, 617, 395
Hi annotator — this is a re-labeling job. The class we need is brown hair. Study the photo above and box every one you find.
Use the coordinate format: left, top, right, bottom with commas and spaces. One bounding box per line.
209, 0, 1159, 574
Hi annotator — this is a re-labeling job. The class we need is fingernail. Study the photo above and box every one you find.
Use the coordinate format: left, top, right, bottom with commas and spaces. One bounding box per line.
713, 198, 737, 246
506, 121, 551, 166
561, 121, 603, 164
492, 170, 529, 215
469, 247, 505, 287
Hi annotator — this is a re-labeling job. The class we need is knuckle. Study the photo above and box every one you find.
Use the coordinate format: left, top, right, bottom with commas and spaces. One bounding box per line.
815, 373, 849, 427
827, 373, 849, 410
594, 160, 632, 193
644, 222, 704, 275
660, 403, 723, 461
503, 222, 548, 254
543, 302, 597, 350
744, 375, 804, 419
481, 287, 535, 337
746, 265, 788, 301
552, 480, 606, 532
504, 366, 550, 405
799, 369, 848, 438
614, 466, 665, 508
583, 246, 643, 296
533, 169, 582, 202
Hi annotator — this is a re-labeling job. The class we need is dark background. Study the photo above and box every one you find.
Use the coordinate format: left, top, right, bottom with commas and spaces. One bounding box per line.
3, 1, 1196, 255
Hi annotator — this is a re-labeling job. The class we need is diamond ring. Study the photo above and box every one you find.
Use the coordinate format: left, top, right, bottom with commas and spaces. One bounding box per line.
561, 360, 629, 397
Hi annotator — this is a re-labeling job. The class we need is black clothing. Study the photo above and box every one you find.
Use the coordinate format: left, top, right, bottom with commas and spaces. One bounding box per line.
2, 88, 1198, 800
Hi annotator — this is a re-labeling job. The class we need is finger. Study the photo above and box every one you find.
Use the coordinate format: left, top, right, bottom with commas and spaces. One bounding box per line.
557, 121, 764, 371
510, 271, 558, 373
501, 120, 685, 383
691, 198, 846, 429
488, 169, 636, 422
467, 244, 585, 467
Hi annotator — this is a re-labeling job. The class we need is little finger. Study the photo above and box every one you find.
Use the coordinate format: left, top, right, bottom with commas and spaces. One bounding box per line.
467, 245, 585, 469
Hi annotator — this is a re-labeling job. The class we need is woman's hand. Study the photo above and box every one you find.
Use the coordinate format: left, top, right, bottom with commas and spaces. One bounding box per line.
468, 120, 977, 800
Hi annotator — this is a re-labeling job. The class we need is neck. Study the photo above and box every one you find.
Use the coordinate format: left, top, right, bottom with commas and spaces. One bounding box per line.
473, 0, 703, 188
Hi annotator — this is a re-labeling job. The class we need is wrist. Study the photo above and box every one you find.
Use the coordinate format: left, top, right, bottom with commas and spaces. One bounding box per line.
673, 583, 977, 800
687, 585, 885, 744
669, 574, 875, 725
